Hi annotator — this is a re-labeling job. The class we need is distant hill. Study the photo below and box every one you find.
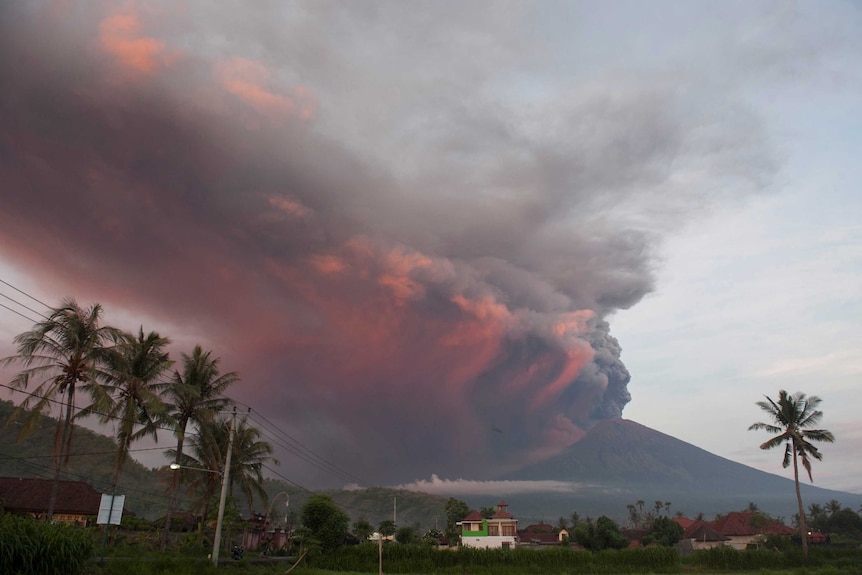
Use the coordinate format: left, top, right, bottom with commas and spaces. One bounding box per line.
499, 418, 862, 523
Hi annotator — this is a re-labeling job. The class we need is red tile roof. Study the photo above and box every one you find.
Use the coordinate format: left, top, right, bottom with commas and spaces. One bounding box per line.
462, 510, 484, 522
710, 512, 794, 536
491, 507, 513, 519
673, 517, 694, 530
0, 477, 102, 516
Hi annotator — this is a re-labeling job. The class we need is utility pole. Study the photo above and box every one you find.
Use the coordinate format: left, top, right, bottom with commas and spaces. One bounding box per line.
212, 407, 236, 567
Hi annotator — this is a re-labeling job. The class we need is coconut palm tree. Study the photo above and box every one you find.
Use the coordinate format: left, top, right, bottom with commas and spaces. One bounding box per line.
171, 420, 225, 526
826, 499, 842, 516
2, 299, 121, 519
749, 390, 835, 557
161, 346, 237, 547
226, 415, 276, 515
96, 327, 172, 492
178, 415, 275, 524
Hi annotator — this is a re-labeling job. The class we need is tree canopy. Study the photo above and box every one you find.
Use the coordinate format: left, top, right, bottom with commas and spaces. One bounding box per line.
300, 494, 349, 552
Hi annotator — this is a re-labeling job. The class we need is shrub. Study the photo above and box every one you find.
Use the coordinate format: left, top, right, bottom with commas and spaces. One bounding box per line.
0, 514, 95, 575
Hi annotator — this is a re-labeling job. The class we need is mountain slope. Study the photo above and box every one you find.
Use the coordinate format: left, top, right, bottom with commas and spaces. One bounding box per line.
511, 418, 778, 489
501, 418, 861, 521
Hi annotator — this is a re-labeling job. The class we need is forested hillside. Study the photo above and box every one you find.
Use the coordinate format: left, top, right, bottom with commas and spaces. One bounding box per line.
0, 399, 173, 519
0, 400, 448, 527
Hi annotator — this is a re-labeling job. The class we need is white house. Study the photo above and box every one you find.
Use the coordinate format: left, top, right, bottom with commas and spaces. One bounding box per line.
459, 501, 518, 549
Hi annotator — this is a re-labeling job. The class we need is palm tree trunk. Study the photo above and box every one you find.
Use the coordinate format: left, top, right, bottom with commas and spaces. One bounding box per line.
111, 433, 129, 493
161, 424, 187, 551
47, 387, 76, 520
793, 440, 809, 558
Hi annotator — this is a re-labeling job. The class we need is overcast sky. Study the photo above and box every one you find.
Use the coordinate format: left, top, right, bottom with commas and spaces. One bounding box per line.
1, 1, 860, 496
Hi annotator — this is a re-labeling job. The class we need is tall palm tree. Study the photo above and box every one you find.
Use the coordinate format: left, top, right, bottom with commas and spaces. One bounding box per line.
171, 420, 224, 526
161, 346, 237, 547
749, 390, 835, 557
212, 415, 276, 515
97, 327, 172, 492
2, 299, 121, 519
176, 415, 275, 525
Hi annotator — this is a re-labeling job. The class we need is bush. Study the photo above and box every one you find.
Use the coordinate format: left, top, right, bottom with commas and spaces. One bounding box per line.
0, 514, 95, 575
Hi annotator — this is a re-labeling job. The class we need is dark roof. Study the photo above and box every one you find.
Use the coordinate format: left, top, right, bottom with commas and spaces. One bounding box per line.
522, 523, 555, 533
684, 522, 729, 542
0, 477, 102, 516
491, 507, 513, 519
462, 510, 484, 522
519, 530, 558, 544
710, 512, 794, 536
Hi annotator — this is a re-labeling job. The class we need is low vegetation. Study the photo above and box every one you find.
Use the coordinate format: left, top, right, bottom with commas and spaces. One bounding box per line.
0, 514, 94, 575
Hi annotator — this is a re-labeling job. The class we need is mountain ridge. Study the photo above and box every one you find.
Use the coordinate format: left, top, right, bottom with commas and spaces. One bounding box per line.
496, 417, 861, 522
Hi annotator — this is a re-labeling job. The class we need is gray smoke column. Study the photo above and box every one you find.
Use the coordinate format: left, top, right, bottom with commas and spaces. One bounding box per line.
0, 2, 772, 485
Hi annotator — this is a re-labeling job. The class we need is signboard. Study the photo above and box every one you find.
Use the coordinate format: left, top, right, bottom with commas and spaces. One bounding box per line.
97, 494, 125, 525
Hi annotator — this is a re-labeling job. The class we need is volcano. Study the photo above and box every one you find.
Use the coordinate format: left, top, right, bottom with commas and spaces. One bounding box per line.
496, 419, 861, 522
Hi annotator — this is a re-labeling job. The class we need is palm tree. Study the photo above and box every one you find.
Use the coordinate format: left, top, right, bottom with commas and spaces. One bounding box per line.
825, 499, 842, 516
808, 503, 824, 521
2, 299, 121, 519
179, 415, 275, 526
97, 327, 172, 492
161, 346, 237, 547
226, 416, 276, 515
749, 390, 835, 557
557, 516, 569, 531
172, 421, 224, 526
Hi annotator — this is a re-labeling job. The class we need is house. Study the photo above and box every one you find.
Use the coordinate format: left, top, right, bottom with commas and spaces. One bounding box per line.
711, 512, 794, 550
676, 512, 793, 550
241, 512, 293, 552
518, 523, 560, 546
459, 501, 518, 549
0, 477, 101, 526
679, 521, 730, 550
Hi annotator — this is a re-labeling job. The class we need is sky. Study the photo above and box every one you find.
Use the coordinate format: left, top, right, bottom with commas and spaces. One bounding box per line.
1, 1, 861, 496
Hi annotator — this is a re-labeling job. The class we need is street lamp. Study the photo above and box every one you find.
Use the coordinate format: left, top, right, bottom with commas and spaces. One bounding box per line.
169, 463, 222, 474
261, 492, 290, 550
169, 408, 236, 567
262, 492, 289, 531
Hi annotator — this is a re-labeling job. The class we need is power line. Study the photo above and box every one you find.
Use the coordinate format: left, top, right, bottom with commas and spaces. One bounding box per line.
4, 455, 174, 509
0, 277, 376, 496
0, 291, 48, 320
0, 301, 40, 324
0, 381, 205, 442
0, 277, 51, 308
3, 381, 373, 491
0, 445, 166, 461
243, 405, 371, 488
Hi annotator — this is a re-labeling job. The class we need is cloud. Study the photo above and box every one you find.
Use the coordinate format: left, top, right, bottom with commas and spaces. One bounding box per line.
216, 57, 317, 121
389, 474, 597, 496
0, 1, 776, 486
98, 6, 171, 75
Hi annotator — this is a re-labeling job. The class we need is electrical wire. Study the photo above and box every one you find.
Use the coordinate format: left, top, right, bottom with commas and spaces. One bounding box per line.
0, 291, 48, 320
0, 301, 40, 324
0, 278, 51, 308
0, 278, 378, 497
234, 398, 372, 488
